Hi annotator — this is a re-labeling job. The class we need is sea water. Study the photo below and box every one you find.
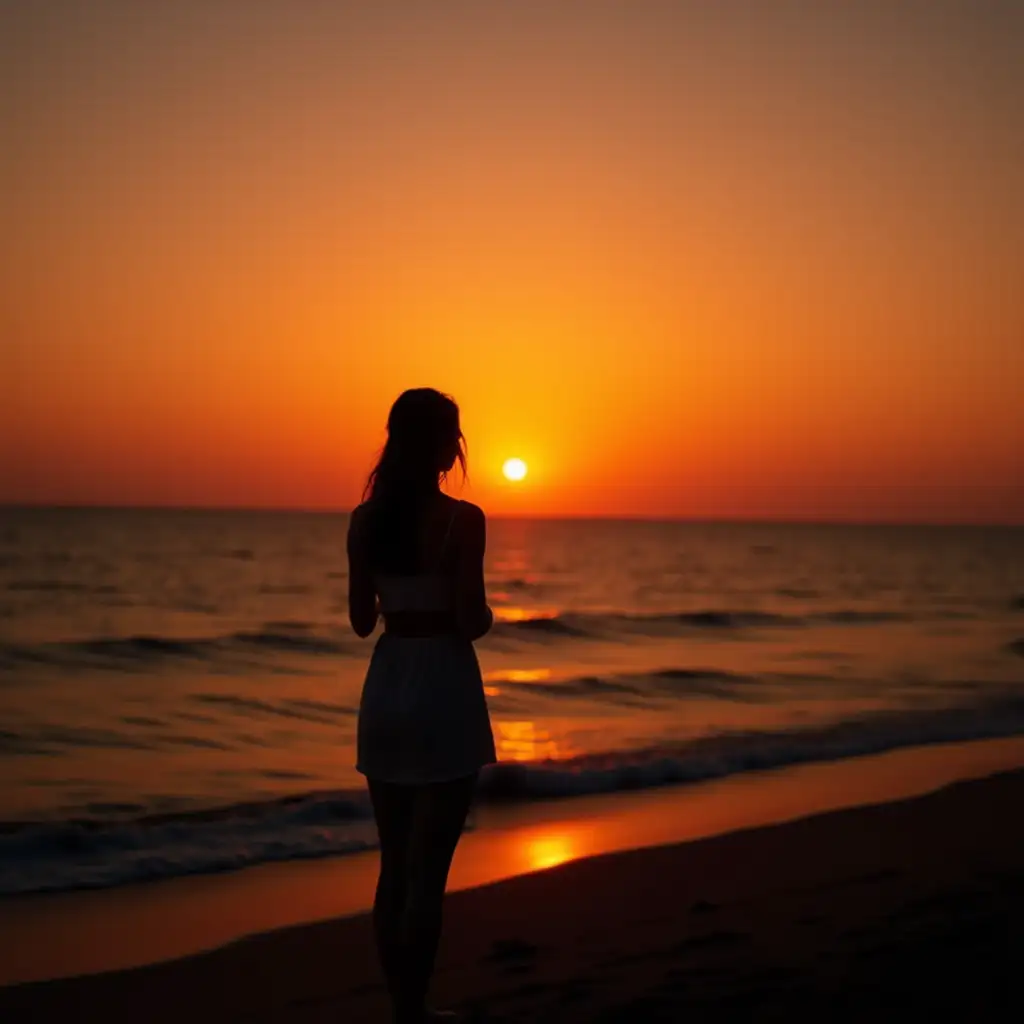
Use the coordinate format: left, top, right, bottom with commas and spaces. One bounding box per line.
1, 508, 1021, 893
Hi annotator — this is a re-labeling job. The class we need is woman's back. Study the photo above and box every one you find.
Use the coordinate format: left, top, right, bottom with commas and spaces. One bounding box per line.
349, 494, 492, 641
372, 498, 460, 615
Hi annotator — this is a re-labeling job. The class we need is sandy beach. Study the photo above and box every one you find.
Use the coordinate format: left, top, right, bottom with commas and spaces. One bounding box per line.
3, 763, 1022, 1023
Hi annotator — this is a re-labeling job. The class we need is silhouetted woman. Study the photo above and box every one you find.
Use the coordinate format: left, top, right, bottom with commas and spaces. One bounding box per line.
347, 388, 497, 1023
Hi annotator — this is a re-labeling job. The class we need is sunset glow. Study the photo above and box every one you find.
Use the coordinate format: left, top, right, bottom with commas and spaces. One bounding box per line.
2, 3, 1022, 522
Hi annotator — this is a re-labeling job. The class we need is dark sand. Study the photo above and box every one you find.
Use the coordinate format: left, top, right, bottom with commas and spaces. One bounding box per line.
2, 769, 1022, 1023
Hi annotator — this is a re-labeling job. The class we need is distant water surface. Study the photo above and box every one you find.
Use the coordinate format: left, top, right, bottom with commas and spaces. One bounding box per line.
0, 508, 1021, 894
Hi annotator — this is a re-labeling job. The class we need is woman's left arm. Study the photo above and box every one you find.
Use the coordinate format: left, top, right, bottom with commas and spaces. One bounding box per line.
346, 506, 378, 638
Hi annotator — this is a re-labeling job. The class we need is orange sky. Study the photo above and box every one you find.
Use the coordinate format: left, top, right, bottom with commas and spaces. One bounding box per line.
2, 1, 1022, 521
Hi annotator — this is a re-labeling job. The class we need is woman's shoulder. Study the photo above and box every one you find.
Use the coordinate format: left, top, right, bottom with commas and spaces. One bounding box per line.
448, 497, 485, 523
448, 500, 486, 546
347, 501, 373, 539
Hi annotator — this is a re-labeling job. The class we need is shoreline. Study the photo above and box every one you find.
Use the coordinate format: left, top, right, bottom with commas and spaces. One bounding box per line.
2, 733, 1023, 989
2, 762, 1022, 1021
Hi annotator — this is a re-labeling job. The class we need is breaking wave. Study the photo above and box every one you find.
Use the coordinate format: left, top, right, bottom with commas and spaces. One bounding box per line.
4, 694, 1024, 894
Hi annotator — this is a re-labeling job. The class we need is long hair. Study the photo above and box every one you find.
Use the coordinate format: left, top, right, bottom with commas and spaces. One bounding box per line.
362, 388, 467, 572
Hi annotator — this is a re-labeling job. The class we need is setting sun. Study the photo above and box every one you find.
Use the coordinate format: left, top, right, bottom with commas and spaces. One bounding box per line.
502, 458, 528, 482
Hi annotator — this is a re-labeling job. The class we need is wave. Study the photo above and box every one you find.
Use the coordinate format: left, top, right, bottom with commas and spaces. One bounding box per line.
0, 790, 376, 896
0, 603, 939, 671
816, 610, 909, 624
77, 636, 209, 659
663, 610, 797, 628
504, 577, 538, 591
498, 616, 589, 637
3, 696, 357, 755
492, 606, 913, 641
0, 623, 351, 672
477, 694, 1024, 802
4, 694, 1024, 894
229, 629, 345, 655
6, 579, 113, 594
192, 692, 356, 725
489, 666, 756, 705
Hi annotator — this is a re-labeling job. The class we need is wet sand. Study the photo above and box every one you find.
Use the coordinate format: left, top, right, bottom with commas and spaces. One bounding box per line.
2, 764, 1022, 1022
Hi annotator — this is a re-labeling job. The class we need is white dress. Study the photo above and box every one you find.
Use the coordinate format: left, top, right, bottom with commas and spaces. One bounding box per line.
356, 572, 497, 784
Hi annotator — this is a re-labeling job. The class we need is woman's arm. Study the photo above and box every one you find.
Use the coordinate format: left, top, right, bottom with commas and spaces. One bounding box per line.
454, 503, 493, 641
346, 506, 378, 638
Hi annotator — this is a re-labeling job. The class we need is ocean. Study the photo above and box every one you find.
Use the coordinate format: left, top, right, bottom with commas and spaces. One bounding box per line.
1, 507, 1021, 895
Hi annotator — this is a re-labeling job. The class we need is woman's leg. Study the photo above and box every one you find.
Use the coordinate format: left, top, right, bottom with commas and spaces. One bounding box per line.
367, 779, 417, 1009
400, 773, 478, 1018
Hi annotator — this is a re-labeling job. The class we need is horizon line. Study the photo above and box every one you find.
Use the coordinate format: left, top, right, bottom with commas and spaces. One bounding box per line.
0, 501, 1021, 530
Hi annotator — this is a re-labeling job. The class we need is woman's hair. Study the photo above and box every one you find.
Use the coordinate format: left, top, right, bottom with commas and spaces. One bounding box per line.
362, 388, 466, 572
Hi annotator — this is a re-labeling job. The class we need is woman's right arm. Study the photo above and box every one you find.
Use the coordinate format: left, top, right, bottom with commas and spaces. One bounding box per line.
346, 506, 378, 638
454, 503, 493, 641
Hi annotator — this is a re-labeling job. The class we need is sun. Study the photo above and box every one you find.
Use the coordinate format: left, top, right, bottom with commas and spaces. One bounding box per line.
502, 457, 528, 482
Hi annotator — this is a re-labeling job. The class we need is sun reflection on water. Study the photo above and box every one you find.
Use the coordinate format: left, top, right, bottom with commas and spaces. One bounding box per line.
494, 720, 563, 761
485, 668, 552, 683
483, 667, 553, 699
492, 606, 560, 623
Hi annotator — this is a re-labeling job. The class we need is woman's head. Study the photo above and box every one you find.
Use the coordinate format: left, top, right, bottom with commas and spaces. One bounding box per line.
364, 388, 466, 502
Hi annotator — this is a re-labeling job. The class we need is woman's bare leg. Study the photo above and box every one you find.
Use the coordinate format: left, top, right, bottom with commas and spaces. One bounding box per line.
367, 779, 416, 1010
400, 774, 478, 1021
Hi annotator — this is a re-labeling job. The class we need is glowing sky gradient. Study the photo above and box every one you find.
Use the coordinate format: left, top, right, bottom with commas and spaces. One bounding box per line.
3, 1, 1022, 520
